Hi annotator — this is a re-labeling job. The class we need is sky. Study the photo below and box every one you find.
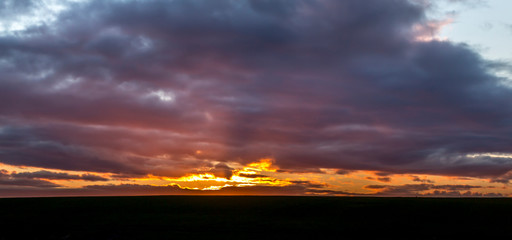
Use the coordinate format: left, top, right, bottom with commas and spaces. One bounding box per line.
1, 0, 512, 198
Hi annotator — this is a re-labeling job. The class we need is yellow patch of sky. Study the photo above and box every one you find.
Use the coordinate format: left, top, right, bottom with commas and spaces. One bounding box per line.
121, 158, 290, 190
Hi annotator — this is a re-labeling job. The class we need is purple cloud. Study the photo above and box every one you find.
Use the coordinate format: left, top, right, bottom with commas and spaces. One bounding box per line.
0, 0, 511, 185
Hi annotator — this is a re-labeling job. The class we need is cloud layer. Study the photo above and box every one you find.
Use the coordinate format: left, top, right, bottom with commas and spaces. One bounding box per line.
1, 0, 511, 196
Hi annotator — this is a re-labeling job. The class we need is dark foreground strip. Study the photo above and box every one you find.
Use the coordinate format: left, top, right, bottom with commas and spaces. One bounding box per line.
1, 196, 511, 239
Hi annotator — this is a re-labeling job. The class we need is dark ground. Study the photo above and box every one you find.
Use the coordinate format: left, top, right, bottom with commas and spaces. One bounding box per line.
1, 196, 511, 239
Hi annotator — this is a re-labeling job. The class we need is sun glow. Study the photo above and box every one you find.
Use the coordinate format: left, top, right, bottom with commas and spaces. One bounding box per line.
246, 158, 276, 172
151, 158, 291, 190
165, 173, 230, 182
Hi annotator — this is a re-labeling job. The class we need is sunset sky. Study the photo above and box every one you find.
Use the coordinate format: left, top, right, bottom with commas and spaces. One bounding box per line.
1, 0, 512, 197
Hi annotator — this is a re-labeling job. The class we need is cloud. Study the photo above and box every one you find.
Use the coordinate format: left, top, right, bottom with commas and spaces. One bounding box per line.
365, 185, 388, 190
0, 0, 511, 191
422, 190, 504, 197
375, 172, 394, 177
237, 173, 269, 178
335, 169, 353, 175
377, 177, 392, 182
411, 175, 435, 183
365, 183, 485, 196
365, 176, 393, 182
490, 171, 512, 184
208, 163, 234, 180
431, 184, 483, 191
0, 0, 35, 29
0, 126, 145, 174
0, 170, 60, 188
289, 180, 328, 189
11, 170, 108, 181
276, 168, 324, 174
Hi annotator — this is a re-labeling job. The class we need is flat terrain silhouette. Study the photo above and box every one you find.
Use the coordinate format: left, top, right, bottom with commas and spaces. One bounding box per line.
1, 196, 511, 239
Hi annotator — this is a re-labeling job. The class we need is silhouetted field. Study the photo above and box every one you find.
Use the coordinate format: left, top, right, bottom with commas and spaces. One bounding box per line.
1, 196, 511, 239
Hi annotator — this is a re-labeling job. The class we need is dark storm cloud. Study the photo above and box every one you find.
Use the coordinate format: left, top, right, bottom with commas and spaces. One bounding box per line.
289, 180, 327, 188
377, 177, 392, 182
365, 176, 391, 182
411, 176, 435, 183
0, 170, 59, 188
0, 124, 212, 177
11, 170, 108, 181
238, 173, 269, 178
335, 169, 353, 175
276, 168, 324, 174
375, 172, 394, 177
1, 0, 512, 181
0, 126, 144, 174
209, 163, 234, 179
